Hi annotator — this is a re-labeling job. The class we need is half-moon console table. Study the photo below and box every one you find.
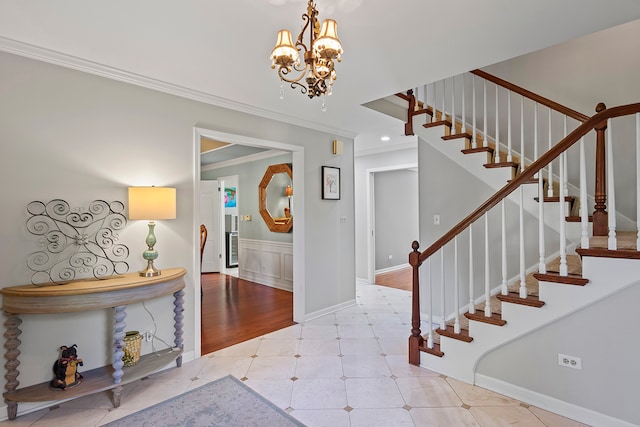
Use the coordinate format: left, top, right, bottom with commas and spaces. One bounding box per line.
0, 267, 186, 421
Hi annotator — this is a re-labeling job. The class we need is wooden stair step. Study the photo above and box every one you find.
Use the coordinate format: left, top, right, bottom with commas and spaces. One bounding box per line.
423, 119, 452, 130
496, 292, 545, 308
533, 196, 575, 204
414, 107, 433, 117
435, 325, 474, 342
442, 132, 472, 141
483, 161, 518, 170
464, 311, 506, 326
566, 216, 593, 222
576, 247, 640, 260
419, 342, 444, 357
462, 147, 494, 155
532, 272, 589, 286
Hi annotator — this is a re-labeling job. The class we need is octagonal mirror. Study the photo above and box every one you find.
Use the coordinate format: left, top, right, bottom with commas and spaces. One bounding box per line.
259, 163, 293, 233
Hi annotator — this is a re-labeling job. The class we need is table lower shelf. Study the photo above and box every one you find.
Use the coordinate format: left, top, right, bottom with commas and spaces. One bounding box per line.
4, 347, 182, 403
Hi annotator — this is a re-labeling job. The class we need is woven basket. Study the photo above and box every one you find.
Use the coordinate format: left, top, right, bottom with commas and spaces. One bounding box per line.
123, 331, 142, 367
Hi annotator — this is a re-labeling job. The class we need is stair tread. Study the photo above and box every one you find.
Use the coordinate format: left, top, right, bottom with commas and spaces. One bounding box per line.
435, 325, 473, 342
464, 311, 506, 326
462, 147, 494, 154
532, 271, 589, 286
496, 292, 545, 308
442, 133, 472, 141
423, 120, 452, 129
533, 196, 576, 202
483, 161, 518, 169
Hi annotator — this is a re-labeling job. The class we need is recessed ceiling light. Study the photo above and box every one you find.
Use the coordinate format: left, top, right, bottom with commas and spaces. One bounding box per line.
380, 136, 390, 141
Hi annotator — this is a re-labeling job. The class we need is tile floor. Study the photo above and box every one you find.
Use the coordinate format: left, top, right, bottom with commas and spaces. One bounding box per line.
0, 284, 589, 426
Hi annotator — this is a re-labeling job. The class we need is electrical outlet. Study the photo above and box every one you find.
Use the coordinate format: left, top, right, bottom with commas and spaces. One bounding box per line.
558, 353, 582, 370
434, 215, 440, 225
144, 331, 153, 342
388, 255, 393, 260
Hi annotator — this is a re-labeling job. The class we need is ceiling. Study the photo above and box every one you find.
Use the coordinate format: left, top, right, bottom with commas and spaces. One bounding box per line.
1, 1, 639, 153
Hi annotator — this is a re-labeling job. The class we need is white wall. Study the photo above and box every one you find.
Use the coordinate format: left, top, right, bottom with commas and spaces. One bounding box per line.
0, 51, 355, 391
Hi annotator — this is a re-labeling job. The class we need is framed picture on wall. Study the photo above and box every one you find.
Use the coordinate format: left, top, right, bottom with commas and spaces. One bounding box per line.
322, 166, 340, 200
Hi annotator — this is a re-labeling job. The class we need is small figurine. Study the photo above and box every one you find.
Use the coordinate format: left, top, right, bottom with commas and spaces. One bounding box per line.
50, 344, 83, 390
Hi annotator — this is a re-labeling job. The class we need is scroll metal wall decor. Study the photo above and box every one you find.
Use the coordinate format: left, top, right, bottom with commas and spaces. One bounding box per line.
26, 199, 130, 285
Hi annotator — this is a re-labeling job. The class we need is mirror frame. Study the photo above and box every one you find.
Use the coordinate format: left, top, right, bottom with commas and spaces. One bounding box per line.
258, 163, 293, 233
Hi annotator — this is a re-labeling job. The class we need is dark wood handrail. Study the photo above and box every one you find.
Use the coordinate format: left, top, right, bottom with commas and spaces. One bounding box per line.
416, 103, 640, 264
471, 69, 590, 123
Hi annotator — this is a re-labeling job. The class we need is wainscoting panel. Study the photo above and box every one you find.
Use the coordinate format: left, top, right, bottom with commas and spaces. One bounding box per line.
238, 238, 294, 292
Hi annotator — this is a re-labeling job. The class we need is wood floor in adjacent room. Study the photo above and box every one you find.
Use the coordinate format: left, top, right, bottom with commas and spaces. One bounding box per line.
375, 266, 412, 291
200, 273, 296, 355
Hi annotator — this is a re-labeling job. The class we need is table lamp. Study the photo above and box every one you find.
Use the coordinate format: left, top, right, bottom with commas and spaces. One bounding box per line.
128, 186, 176, 277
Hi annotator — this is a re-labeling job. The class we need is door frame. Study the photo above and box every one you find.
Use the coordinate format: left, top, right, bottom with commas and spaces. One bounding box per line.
193, 127, 305, 358
366, 163, 418, 285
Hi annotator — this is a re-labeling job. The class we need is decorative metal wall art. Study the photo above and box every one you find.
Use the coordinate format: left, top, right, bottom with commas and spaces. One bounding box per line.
26, 199, 129, 285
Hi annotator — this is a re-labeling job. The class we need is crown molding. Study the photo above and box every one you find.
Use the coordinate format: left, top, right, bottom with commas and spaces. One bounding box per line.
0, 36, 357, 139
354, 139, 417, 158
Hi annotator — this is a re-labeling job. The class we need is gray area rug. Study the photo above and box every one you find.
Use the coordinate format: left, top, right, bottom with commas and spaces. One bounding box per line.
102, 375, 306, 427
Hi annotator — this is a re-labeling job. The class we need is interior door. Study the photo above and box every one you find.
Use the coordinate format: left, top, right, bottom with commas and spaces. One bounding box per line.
200, 180, 221, 273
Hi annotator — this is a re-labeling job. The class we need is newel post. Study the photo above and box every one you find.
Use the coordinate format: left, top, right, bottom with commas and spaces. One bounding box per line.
408, 241, 423, 366
592, 102, 608, 236
405, 89, 416, 136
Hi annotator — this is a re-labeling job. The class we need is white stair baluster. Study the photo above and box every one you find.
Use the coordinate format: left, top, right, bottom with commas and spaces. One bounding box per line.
563, 116, 569, 197
559, 152, 568, 276
547, 108, 554, 197
442, 79, 446, 124
454, 237, 460, 334
538, 171, 547, 274
534, 103, 539, 177
580, 137, 589, 249
424, 84, 429, 124
472, 75, 477, 148
501, 199, 507, 295
495, 85, 500, 162
507, 90, 513, 162
483, 79, 488, 148
440, 248, 446, 332
451, 76, 456, 132
431, 82, 437, 123
520, 95, 525, 172
484, 213, 491, 317
519, 186, 527, 298
427, 257, 434, 348
461, 74, 466, 134
607, 118, 617, 250
468, 224, 475, 314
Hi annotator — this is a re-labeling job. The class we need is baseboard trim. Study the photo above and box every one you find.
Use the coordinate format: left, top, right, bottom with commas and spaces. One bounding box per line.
374, 263, 410, 275
356, 277, 370, 286
475, 373, 638, 427
304, 299, 357, 322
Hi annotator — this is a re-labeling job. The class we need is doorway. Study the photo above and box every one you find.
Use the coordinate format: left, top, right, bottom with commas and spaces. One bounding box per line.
366, 164, 418, 286
193, 128, 305, 358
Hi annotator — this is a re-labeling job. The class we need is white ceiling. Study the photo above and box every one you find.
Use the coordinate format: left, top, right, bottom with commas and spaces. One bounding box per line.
1, 0, 639, 147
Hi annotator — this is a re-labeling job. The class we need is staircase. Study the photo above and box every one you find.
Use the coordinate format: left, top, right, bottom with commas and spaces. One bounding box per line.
385, 71, 640, 425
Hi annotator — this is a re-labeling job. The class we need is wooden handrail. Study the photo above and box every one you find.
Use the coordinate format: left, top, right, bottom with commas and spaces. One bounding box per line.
415, 102, 640, 264
470, 69, 590, 123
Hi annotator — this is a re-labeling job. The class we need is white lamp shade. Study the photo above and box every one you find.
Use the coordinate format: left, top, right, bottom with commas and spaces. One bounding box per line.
128, 187, 176, 220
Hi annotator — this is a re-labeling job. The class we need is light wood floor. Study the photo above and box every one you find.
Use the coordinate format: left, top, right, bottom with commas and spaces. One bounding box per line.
200, 273, 295, 355
375, 266, 412, 291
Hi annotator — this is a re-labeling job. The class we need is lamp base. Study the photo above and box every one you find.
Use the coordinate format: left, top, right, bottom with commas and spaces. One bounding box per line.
138, 261, 161, 277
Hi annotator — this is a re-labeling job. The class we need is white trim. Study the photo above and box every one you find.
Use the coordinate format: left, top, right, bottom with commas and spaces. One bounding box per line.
375, 263, 410, 275
193, 128, 306, 351
475, 374, 638, 427
201, 149, 288, 172
366, 164, 419, 286
304, 299, 357, 322
355, 277, 370, 286
0, 36, 356, 140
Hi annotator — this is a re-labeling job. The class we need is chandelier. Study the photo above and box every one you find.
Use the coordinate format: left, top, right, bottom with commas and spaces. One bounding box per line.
270, 0, 343, 102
